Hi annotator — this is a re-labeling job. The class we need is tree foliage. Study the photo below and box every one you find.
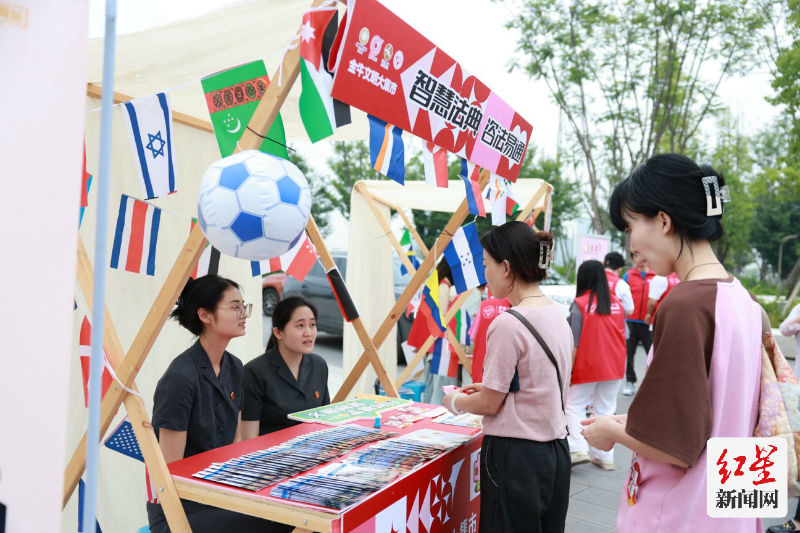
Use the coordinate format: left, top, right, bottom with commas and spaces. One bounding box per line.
288, 146, 334, 236
502, 0, 766, 233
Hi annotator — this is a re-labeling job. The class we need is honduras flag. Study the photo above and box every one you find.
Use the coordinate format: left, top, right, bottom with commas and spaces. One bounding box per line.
122, 93, 177, 199
368, 114, 405, 184
444, 222, 487, 293
459, 158, 485, 216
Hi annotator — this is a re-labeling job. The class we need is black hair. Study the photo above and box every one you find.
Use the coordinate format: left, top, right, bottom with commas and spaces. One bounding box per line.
479, 221, 554, 284
575, 260, 611, 315
604, 252, 625, 270
170, 274, 240, 336
609, 153, 725, 258
267, 296, 318, 350
436, 259, 453, 285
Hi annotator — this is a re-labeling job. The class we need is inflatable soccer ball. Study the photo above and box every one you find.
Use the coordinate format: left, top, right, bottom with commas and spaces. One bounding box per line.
197, 150, 312, 260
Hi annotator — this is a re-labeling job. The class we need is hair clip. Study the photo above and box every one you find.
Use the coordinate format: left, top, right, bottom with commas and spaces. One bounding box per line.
701, 175, 730, 216
538, 241, 553, 269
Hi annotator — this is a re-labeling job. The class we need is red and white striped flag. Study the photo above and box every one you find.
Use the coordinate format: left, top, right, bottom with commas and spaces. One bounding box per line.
110, 194, 161, 276
79, 316, 113, 408
423, 141, 448, 188
251, 232, 318, 281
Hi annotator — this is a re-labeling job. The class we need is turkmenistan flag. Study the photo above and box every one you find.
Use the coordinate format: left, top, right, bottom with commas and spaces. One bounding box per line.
201, 60, 288, 159
298, 7, 351, 142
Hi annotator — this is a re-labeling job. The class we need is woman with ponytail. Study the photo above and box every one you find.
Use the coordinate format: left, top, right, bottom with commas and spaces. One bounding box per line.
147, 275, 274, 533
241, 296, 329, 439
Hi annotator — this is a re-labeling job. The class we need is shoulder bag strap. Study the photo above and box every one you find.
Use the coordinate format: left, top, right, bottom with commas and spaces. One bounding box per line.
505, 309, 566, 413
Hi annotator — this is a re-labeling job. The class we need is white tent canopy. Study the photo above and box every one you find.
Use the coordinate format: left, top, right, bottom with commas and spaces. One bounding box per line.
87, 0, 369, 141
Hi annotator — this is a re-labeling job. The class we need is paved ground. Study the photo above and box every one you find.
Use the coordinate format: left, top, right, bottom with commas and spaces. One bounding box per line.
263, 315, 797, 531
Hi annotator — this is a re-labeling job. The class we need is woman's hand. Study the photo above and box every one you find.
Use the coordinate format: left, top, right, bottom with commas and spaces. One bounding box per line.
580, 415, 625, 451
461, 383, 484, 395
442, 390, 461, 415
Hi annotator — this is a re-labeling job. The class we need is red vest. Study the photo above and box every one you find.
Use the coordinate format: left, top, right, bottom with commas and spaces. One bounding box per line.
606, 269, 621, 294
652, 272, 681, 319
471, 297, 510, 383
625, 268, 655, 321
571, 292, 626, 384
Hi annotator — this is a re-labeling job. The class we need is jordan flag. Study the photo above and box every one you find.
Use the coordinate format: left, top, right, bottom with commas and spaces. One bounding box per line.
298, 6, 351, 142
79, 316, 113, 408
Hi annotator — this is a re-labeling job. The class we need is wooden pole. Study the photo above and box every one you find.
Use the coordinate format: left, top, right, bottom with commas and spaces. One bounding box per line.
64, 236, 193, 532
334, 170, 490, 401
304, 217, 399, 397
393, 291, 471, 388
354, 182, 416, 275
393, 205, 429, 255
63, 226, 206, 528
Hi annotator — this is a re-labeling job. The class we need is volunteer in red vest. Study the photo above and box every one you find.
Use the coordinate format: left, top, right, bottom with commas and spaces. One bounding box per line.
469, 285, 511, 383
645, 272, 680, 325
621, 253, 655, 395
603, 252, 634, 316
566, 260, 626, 470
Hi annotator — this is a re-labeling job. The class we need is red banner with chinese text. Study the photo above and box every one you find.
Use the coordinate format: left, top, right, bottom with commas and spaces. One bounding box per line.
330, 0, 531, 181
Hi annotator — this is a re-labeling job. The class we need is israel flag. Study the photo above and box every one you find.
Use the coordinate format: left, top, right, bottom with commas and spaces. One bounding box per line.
122, 93, 177, 199
444, 222, 487, 293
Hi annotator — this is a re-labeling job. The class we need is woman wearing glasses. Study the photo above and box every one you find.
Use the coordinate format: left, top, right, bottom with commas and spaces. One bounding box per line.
147, 274, 273, 533
241, 296, 330, 438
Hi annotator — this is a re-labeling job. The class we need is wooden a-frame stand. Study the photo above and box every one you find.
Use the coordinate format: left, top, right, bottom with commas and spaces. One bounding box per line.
63, 0, 552, 530
351, 180, 552, 390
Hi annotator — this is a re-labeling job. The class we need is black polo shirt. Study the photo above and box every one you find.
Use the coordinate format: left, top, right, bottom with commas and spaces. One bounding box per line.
242, 348, 330, 435
151, 340, 244, 459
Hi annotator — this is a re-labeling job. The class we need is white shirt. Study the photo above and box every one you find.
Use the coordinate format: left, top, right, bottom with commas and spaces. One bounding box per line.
780, 304, 800, 368
614, 277, 634, 316
649, 275, 669, 301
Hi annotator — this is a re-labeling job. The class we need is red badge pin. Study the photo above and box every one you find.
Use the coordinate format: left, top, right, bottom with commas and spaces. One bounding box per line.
230, 391, 235, 400
314, 390, 320, 399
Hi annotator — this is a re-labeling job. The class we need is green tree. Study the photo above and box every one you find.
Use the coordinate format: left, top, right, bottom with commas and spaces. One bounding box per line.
324, 141, 374, 220
766, 0, 800, 160
501, 0, 765, 234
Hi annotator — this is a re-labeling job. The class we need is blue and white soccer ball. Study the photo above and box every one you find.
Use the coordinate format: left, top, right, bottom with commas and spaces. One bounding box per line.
197, 150, 312, 260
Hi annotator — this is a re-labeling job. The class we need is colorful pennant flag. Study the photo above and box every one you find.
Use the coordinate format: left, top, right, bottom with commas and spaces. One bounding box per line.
298, 6, 351, 142
418, 268, 446, 338
251, 233, 318, 282
202, 60, 288, 160
455, 308, 472, 346
459, 159, 485, 216
190, 218, 221, 278
121, 92, 177, 199
443, 222, 487, 293
423, 141, 448, 188
487, 174, 520, 226
110, 194, 161, 276
398, 228, 420, 275
104, 417, 144, 462
368, 114, 405, 184
430, 337, 458, 377
79, 316, 113, 408
80, 141, 93, 228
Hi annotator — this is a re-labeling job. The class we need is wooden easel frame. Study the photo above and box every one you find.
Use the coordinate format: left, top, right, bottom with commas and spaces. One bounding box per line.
64, 1, 552, 530
351, 180, 552, 390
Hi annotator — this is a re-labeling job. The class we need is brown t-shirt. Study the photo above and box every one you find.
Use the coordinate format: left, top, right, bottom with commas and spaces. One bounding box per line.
625, 280, 717, 466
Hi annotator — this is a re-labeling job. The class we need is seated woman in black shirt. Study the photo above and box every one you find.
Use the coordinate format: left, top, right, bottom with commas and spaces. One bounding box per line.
241, 296, 330, 438
147, 274, 274, 533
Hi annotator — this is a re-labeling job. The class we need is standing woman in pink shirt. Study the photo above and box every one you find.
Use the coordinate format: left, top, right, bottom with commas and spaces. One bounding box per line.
582, 153, 763, 533
442, 221, 573, 533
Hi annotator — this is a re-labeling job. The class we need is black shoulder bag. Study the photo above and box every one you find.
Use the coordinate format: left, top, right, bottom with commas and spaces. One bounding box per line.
504, 309, 566, 419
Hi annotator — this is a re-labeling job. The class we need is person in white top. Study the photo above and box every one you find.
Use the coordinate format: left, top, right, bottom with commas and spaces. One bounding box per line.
603, 252, 634, 315
780, 303, 800, 376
